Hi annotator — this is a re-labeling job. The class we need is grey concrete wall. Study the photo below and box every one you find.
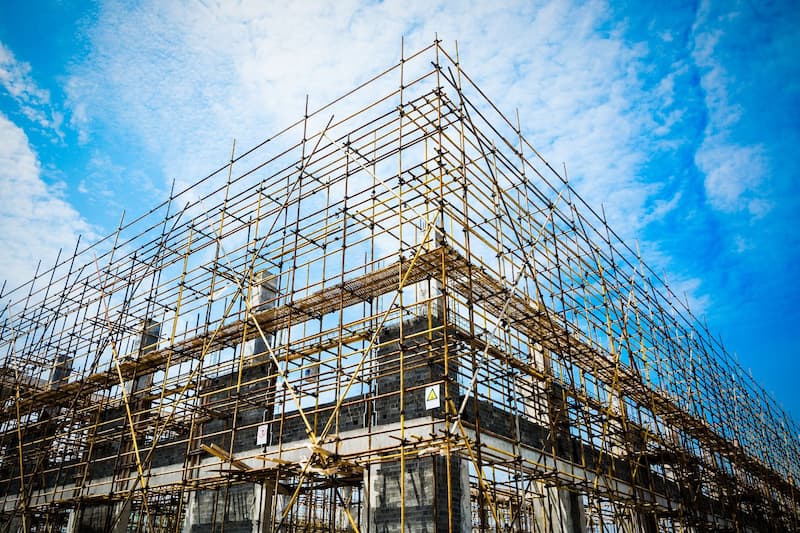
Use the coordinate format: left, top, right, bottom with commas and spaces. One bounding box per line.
368, 455, 469, 533
184, 483, 256, 533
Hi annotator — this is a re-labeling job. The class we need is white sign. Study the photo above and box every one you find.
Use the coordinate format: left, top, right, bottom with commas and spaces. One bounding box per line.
256, 423, 270, 446
425, 384, 440, 410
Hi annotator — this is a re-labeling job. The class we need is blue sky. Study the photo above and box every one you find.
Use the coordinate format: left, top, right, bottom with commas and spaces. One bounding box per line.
0, 0, 798, 418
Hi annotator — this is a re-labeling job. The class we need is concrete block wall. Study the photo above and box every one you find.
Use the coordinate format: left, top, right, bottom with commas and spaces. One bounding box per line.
267, 397, 370, 445
184, 483, 256, 533
74, 503, 116, 533
529, 487, 586, 533
365, 314, 476, 532
199, 361, 275, 454
375, 315, 453, 425
368, 455, 470, 533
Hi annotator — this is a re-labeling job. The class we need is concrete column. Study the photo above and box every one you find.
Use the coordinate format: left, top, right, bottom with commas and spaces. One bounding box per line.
64, 509, 76, 533
531, 486, 586, 533
249, 270, 277, 533
413, 226, 443, 319
459, 458, 472, 533
252, 481, 275, 533
183, 271, 277, 533
367, 455, 470, 532
516, 342, 551, 427
115, 318, 161, 533
69, 319, 161, 533
244, 270, 277, 363
48, 351, 72, 388
181, 496, 196, 533
516, 342, 588, 533
111, 501, 132, 533
414, 276, 443, 319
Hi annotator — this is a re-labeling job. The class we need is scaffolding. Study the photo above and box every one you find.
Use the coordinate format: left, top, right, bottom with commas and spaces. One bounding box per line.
0, 40, 797, 532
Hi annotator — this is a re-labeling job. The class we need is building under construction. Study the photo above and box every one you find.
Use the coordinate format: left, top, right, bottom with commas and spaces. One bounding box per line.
0, 40, 798, 533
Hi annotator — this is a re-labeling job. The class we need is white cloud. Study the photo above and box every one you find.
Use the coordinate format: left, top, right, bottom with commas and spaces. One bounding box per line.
642, 190, 684, 226
696, 142, 770, 216
0, 41, 62, 138
64, 0, 678, 237
666, 275, 711, 319
0, 112, 93, 291
691, 0, 771, 217
0, 42, 49, 103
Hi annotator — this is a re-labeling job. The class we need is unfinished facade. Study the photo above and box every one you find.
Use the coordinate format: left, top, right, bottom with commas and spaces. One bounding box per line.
0, 40, 798, 532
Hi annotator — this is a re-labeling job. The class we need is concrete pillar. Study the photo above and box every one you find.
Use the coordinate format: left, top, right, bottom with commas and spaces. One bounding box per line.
531, 486, 586, 533
111, 501, 132, 533
64, 509, 76, 533
413, 226, 443, 319
48, 351, 72, 388
515, 342, 588, 533
459, 458, 472, 533
516, 342, 551, 427
244, 270, 277, 363
367, 455, 470, 533
181, 497, 196, 533
252, 480, 275, 533
414, 276, 443, 319
67, 319, 161, 533
183, 271, 277, 533
248, 270, 277, 533
116, 319, 161, 532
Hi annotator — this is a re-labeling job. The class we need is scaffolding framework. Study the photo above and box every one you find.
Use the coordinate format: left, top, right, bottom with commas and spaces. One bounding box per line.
0, 40, 798, 532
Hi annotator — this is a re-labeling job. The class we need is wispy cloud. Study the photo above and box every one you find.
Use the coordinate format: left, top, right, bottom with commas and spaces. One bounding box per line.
0, 112, 93, 290
0, 41, 62, 139
690, 0, 789, 220
64, 1, 681, 231
696, 142, 770, 216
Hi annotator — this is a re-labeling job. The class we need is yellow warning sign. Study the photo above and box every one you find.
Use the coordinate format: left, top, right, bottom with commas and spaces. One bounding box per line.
425, 384, 440, 410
